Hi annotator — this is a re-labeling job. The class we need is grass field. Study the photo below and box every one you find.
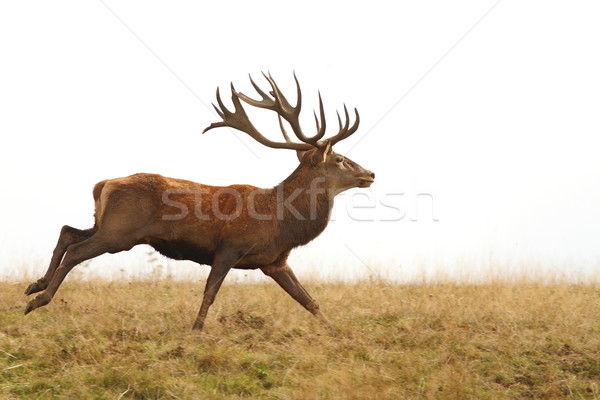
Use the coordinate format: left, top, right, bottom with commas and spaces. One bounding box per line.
1, 280, 600, 399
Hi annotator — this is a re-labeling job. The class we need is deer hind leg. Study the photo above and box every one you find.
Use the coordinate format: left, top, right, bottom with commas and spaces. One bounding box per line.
24, 225, 96, 295
261, 264, 331, 326
24, 232, 135, 315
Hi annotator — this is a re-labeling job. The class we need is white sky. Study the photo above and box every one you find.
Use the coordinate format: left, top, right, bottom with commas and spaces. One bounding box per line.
1, 1, 599, 282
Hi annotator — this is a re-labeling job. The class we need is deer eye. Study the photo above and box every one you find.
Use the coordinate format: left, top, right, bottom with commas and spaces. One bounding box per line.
336, 156, 344, 163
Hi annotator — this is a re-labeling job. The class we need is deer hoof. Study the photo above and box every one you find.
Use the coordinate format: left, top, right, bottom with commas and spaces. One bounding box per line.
24, 301, 35, 315
24, 295, 48, 315
24, 281, 44, 296
191, 321, 205, 331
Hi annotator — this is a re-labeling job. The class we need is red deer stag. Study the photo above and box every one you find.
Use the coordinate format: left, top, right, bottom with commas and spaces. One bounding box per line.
24, 73, 375, 330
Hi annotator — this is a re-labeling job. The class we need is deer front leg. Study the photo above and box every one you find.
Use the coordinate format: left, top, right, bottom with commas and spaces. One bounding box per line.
192, 250, 236, 331
261, 263, 331, 326
25, 225, 96, 296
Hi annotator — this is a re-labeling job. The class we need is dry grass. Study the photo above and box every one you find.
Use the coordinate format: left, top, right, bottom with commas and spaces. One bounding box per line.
2, 280, 600, 399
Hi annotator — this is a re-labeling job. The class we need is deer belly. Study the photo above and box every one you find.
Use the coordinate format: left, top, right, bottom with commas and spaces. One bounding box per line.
233, 247, 290, 270
148, 239, 214, 265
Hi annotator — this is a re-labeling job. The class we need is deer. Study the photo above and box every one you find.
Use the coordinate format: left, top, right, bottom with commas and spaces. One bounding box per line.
23, 72, 375, 330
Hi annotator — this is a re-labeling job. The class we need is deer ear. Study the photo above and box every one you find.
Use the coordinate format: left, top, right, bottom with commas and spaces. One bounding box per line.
319, 141, 332, 163
296, 150, 307, 162
301, 143, 331, 166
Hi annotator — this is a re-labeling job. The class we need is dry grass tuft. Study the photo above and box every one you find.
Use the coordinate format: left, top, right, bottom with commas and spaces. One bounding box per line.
2, 280, 600, 399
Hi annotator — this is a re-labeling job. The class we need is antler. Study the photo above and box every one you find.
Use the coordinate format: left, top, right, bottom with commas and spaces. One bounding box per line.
203, 72, 360, 150
203, 83, 312, 151
236, 72, 327, 147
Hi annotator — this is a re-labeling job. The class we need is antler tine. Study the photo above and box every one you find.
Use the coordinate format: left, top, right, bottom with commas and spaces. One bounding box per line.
202, 87, 228, 132
313, 111, 321, 136
277, 114, 293, 143
238, 74, 275, 109
212, 101, 224, 119
327, 106, 360, 146
312, 91, 327, 143
203, 83, 313, 151
342, 104, 351, 132
292, 72, 302, 116
346, 108, 360, 139
334, 106, 350, 136
338, 105, 350, 132
263, 71, 299, 115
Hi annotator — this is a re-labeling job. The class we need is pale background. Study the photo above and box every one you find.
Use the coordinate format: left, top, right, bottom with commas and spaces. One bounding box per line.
1, 1, 599, 283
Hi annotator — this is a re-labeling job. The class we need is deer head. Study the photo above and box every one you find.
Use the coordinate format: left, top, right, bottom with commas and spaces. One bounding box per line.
203, 72, 375, 196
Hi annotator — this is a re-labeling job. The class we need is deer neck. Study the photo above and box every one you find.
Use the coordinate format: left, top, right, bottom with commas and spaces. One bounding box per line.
273, 163, 334, 249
